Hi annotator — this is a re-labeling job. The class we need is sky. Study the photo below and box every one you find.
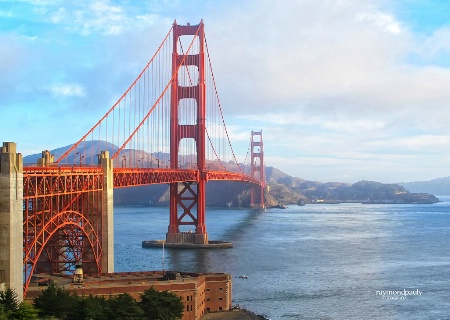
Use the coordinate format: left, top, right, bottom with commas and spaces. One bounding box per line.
1, 0, 450, 184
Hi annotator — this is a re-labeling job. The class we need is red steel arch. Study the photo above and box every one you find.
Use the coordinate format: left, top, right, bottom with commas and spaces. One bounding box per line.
23, 210, 102, 293
23, 166, 105, 295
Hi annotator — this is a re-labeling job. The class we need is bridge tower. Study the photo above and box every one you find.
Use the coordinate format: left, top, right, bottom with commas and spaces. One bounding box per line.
0, 142, 23, 301
250, 131, 265, 208
167, 21, 208, 244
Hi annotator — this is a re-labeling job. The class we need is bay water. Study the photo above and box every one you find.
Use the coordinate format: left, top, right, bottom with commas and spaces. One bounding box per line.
114, 196, 450, 319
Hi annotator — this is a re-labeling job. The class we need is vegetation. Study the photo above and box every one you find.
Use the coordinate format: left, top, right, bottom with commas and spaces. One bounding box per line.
0, 288, 38, 319
106, 293, 144, 320
297, 180, 439, 203
272, 177, 439, 204
32, 282, 182, 320
0, 283, 184, 320
33, 282, 78, 319
139, 287, 184, 320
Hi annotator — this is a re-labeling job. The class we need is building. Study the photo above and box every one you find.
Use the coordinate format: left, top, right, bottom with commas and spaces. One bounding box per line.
26, 271, 232, 320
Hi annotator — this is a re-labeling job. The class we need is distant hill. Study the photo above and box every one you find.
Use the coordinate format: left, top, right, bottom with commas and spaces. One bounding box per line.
22, 142, 440, 206
23, 140, 120, 165
113, 181, 252, 207
399, 177, 450, 196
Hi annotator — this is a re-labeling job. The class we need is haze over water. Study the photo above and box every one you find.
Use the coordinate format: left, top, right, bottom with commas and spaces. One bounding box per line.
114, 197, 450, 319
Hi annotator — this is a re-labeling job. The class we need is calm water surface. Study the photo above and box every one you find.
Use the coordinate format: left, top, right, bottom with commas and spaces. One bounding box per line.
114, 196, 450, 319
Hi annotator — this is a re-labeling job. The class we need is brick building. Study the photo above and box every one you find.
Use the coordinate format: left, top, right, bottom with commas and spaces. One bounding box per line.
26, 271, 232, 320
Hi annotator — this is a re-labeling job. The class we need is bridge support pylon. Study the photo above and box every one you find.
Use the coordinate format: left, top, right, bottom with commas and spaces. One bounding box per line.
99, 151, 114, 272
167, 20, 209, 245
250, 131, 265, 209
0, 142, 23, 301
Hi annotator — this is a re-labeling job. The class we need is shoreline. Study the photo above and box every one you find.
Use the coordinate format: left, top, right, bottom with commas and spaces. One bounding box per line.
201, 307, 269, 320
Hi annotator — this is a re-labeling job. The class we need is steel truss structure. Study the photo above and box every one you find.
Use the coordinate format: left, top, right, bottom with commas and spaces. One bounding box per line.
23, 167, 104, 294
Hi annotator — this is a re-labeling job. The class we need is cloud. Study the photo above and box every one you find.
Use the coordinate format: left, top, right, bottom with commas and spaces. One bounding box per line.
44, 0, 166, 36
195, 0, 450, 181
415, 26, 450, 61
206, 0, 450, 122
49, 83, 85, 97
0, 34, 25, 73
3, 0, 450, 183
8, 0, 164, 37
356, 11, 403, 34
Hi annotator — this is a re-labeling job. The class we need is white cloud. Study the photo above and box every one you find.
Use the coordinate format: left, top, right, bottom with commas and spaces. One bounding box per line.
44, 1, 165, 36
197, 0, 450, 181
50, 84, 85, 97
415, 26, 450, 61
3, 0, 450, 183
239, 112, 386, 133
356, 11, 403, 34
16, 0, 62, 5
372, 135, 450, 152
206, 0, 450, 122
50, 7, 66, 24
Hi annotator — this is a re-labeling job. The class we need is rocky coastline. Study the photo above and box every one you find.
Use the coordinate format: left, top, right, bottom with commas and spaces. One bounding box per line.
201, 307, 268, 320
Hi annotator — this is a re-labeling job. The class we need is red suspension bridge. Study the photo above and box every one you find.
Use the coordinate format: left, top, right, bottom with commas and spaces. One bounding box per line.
0, 21, 265, 299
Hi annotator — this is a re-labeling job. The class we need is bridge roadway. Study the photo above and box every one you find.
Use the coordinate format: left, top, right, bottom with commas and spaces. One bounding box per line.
22, 166, 261, 188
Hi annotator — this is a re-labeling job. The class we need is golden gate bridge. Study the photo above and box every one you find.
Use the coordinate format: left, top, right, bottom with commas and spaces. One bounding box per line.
0, 20, 265, 299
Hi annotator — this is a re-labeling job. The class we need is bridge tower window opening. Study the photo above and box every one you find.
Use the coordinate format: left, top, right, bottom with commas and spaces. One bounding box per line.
177, 34, 200, 56
178, 65, 199, 87
178, 138, 197, 170
178, 98, 197, 125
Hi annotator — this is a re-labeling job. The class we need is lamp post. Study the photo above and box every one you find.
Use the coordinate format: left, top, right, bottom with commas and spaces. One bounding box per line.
75, 152, 84, 166
73, 262, 83, 283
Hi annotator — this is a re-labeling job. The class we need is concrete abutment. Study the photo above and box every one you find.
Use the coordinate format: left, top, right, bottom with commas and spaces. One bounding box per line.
0, 142, 23, 301
100, 151, 114, 273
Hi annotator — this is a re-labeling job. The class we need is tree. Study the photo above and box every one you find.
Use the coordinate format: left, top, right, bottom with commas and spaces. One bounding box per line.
75, 295, 108, 320
0, 288, 20, 314
0, 288, 38, 320
33, 282, 78, 319
106, 293, 144, 320
14, 302, 39, 320
139, 287, 183, 320
0, 308, 8, 320
33, 283, 185, 320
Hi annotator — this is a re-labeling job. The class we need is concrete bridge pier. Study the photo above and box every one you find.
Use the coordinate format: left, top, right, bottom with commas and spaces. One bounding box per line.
0, 142, 23, 301
99, 151, 114, 273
